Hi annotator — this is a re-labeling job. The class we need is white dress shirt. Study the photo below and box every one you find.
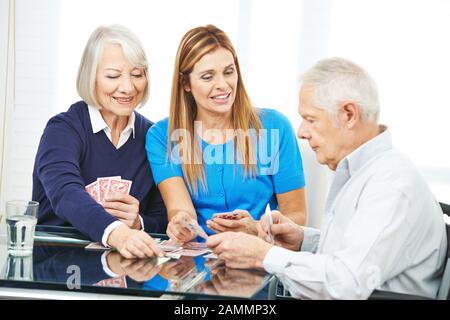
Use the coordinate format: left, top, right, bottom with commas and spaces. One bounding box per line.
263, 126, 448, 299
88, 105, 144, 247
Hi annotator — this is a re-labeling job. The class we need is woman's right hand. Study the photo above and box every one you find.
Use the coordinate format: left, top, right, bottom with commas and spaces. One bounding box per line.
166, 211, 198, 243
107, 224, 163, 259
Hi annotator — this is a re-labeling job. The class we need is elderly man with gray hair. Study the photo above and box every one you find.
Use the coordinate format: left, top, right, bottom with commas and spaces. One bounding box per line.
207, 57, 448, 299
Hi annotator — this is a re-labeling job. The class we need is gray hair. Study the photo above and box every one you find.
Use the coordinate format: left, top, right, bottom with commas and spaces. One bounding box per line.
300, 57, 380, 122
76, 24, 149, 108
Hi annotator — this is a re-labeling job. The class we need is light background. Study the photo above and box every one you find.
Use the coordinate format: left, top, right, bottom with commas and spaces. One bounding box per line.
1, 0, 450, 229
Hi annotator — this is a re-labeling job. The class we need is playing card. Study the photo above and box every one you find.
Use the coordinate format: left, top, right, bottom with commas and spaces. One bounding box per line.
85, 242, 110, 251
170, 248, 210, 257
204, 252, 218, 259
94, 276, 127, 288
105, 178, 132, 198
97, 176, 120, 202
85, 181, 100, 202
213, 211, 245, 220
166, 249, 182, 259
266, 212, 274, 244
159, 239, 183, 252
182, 219, 209, 240
183, 242, 209, 250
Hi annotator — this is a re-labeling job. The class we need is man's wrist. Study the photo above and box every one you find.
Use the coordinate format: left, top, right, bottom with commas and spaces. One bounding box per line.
256, 241, 273, 270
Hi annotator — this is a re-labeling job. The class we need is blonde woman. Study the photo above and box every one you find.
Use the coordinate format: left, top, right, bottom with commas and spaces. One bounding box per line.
146, 25, 307, 243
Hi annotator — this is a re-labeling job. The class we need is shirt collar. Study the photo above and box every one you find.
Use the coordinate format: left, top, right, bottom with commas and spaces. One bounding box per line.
88, 104, 135, 139
337, 125, 392, 177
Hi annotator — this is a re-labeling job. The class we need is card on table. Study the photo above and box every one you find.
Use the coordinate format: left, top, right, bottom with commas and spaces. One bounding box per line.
84, 242, 110, 251
183, 242, 209, 250
178, 248, 210, 257
203, 252, 218, 259
169, 248, 210, 257
159, 239, 183, 252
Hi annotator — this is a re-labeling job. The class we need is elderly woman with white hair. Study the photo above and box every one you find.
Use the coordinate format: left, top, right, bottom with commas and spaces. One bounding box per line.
32, 25, 166, 259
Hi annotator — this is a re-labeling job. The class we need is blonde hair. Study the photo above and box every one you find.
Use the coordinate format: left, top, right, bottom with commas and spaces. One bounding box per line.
76, 24, 150, 108
168, 24, 262, 193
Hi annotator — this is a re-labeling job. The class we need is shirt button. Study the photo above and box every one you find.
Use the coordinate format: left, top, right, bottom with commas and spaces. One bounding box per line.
219, 192, 224, 197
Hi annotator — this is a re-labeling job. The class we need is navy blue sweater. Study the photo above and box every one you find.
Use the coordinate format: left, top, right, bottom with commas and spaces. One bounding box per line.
32, 101, 167, 242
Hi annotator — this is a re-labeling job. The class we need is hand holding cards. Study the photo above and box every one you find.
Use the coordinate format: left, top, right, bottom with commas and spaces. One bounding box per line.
85, 176, 132, 203
212, 211, 246, 220
181, 217, 209, 240
265, 211, 275, 244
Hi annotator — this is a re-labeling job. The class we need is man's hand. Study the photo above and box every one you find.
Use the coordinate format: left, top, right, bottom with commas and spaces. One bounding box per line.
206, 232, 272, 269
107, 224, 163, 259
103, 193, 141, 230
258, 210, 304, 251
199, 267, 265, 297
166, 211, 198, 243
206, 210, 258, 235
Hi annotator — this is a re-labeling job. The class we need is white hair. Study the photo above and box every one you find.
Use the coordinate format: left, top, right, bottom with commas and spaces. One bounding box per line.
76, 24, 149, 108
300, 57, 380, 122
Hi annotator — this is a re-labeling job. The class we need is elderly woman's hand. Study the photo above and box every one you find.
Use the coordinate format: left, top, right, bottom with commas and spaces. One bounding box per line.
107, 224, 163, 259
103, 193, 142, 230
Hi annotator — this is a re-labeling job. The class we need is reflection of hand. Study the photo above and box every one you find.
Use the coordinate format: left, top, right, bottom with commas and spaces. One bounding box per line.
103, 193, 141, 230
106, 251, 161, 282
206, 232, 272, 270
119, 258, 162, 282
108, 224, 163, 259
206, 210, 258, 235
106, 251, 126, 276
198, 267, 264, 297
258, 210, 304, 251
159, 256, 196, 280
167, 211, 198, 243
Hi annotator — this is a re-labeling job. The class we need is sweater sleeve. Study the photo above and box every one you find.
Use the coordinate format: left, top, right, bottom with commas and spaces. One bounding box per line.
34, 116, 118, 242
140, 183, 168, 234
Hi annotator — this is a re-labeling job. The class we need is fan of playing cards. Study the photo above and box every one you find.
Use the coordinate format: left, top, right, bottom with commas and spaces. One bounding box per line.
85, 176, 132, 203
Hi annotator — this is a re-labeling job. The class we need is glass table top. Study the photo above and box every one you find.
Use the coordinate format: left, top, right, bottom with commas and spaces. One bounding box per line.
0, 226, 273, 299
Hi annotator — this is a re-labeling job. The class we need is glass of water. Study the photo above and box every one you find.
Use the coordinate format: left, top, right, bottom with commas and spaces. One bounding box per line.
2, 254, 34, 281
5, 200, 39, 256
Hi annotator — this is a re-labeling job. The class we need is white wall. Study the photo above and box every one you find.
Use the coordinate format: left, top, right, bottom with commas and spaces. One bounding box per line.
0, 0, 14, 224
0, 0, 60, 211
1, 0, 450, 233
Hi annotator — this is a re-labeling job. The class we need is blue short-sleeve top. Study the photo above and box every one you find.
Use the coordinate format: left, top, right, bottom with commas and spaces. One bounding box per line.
146, 108, 305, 235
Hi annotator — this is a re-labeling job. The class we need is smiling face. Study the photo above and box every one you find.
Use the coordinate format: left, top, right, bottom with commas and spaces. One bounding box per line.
185, 47, 238, 119
95, 43, 147, 117
297, 86, 348, 171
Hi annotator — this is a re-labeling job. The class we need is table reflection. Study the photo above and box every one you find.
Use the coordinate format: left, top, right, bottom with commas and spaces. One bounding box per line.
194, 265, 267, 298
0, 240, 271, 298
